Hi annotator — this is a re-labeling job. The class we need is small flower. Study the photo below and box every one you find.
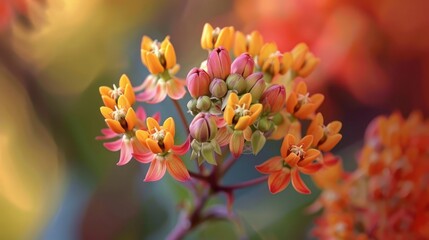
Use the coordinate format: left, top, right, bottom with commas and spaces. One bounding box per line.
286, 81, 324, 119
100, 95, 136, 134
135, 117, 190, 182
141, 36, 176, 75
201, 23, 235, 51
97, 106, 160, 166
186, 68, 211, 98
260, 84, 286, 114
291, 43, 320, 78
233, 30, 264, 57
224, 93, 263, 157
256, 134, 321, 194
99, 74, 135, 109
207, 47, 231, 80
231, 53, 255, 78
307, 113, 342, 152
257, 43, 292, 78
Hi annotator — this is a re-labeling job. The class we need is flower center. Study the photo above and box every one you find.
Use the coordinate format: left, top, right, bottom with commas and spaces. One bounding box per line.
151, 127, 166, 141
234, 103, 250, 117
290, 144, 305, 158
110, 84, 123, 100
112, 105, 126, 121
298, 92, 310, 104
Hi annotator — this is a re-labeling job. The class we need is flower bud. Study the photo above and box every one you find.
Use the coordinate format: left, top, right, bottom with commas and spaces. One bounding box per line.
190, 113, 218, 142
258, 117, 273, 132
231, 53, 254, 78
187, 99, 198, 115
207, 47, 231, 80
226, 73, 246, 94
196, 96, 212, 112
251, 130, 266, 155
209, 78, 228, 98
260, 84, 286, 113
186, 68, 211, 98
245, 72, 266, 102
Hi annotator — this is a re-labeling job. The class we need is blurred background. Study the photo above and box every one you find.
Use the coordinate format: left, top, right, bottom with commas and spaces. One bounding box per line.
0, 0, 428, 239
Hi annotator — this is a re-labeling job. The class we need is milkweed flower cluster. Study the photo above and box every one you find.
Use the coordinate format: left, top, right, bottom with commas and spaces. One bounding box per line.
311, 111, 429, 240
96, 23, 342, 238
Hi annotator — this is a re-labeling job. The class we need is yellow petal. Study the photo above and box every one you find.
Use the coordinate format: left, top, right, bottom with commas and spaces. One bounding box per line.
224, 106, 235, 125
119, 74, 132, 89
216, 26, 234, 50
146, 138, 163, 154
292, 43, 309, 70
162, 117, 175, 137
125, 108, 137, 130
233, 31, 246, 56
249, 104, 262, 124
146, 117, 160, 132
238, 93, 252, 109
248, 31, 264, 57
164, 42, 176, 69
105, 119, 125, 134
117, 95, 130, 109
227, 92, 239, 107
124, 84, 135, 105
99, 86, 111, 96
136, 130, 150, 147
163, 132, 174, 151
235, 116, 251, 130
141, 35, 153, 51
100, 106, 113, 120
161, 36, 171, 50
145, 52, 164, 74
201, 23, 213, 49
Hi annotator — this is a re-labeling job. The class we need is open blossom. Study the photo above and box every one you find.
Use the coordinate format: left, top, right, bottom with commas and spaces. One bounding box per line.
286, 81, 324, 119
99, 74, 135, 109
256, 134, 321, 194
201, 23, 235, 51
307, 113, 342, 152
224, 93, 262, 157
257, 42, 292, 78
135, 117, 190, 182
100, 95, 136, 134
141, 36, 176, 75
97, 107, 159, 166
291, 43, 320, 78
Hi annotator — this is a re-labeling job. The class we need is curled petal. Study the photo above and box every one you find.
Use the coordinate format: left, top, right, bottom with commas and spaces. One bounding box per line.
135, 88, 158, 102
135, 106, 147, 121
117, 139, 133, 166
96, 128, 118, 140
117, 95, 130, 109
255, 156, 283, 174
124, 84, 135, 104
166, 78, 186, 100
103, 138, 123, 151
166, 154, 190, 182
144, 159, 167, 182
172, 136, 191, 155
268, 170, 291, 194
147, 84, 167, 104
291, 169, 311, 194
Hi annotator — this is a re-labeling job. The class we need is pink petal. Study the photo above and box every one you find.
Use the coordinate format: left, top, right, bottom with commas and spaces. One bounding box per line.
103, 138, 123, 151
134, 75, 156, 92
166, 78, 186, 100
172, 136, 190, 155
291, 169, 311, 194
147, 84, 167, 104
166, 154, 190, 182
214, 116, 226, 128
152, 112, 161, 122
135, 106, 147, 121
117, 140, 133, 166
144, 158, 167, 182
135, 88, 157, 102
96, 128, 118, 140
132, 138, 154, 163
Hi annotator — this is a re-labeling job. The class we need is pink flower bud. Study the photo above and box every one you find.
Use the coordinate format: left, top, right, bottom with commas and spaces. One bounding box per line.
190, 113, 218, 142
245, 72, 266, 102
231, 53, 254, 78
260, 84, 286, 113
186, 68, 211, 98
207, 47, 231, 80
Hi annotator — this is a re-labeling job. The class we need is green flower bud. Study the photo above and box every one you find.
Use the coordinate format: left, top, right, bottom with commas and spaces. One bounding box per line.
196, 96, 212, 112
209, 78, 228, 98
226, 73, 246, 94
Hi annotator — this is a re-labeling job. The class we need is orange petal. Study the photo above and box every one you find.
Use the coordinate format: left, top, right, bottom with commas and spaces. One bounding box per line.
100, 106, 113, 120
101, 95, 116, 110
224, 106, 235, 126
249, 104, 262, 124
164, 42, 176, 69
319, 134, 342, 152
124, 84, 135, 105
163, 132, 174, 152
144, 159, 167, 182
146, 117, 160, 132
327, 121, 342, 134
146, 138, 163, 154
99, 86, 112, 96
299, 149, 320, 166
295, 81, 307, 95
291, 43, 309, 70
299, 135, 314, 150
125, 108, 137, 130
281, 134, 295, 158
299, 162, 322, 174
295, 103, 316, 119
268, 170, 291, 194
146, 52, 164, 74
227, 92, 239, 107
230, 131, 244, 158
166, 154, 190, 182
286, 92, 298, 113
216, 26, 234, 50
135, 130, 150, 147
141, 35, 153, 51
248, 31, 263, 57
201, 23, 213, 49
298, 55, 319, 78
233, 31, 246, 56
285, 152, 300, 167
105, 119, 125, 134
117, 95, 130, 109
162, 117, 175, 137
235, 116, 251, 130
238, 93, 252, 108
291, 169, 311, 194
255, 156, 283, 174
119, 74, 131, 89
310, 93, 324, 108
